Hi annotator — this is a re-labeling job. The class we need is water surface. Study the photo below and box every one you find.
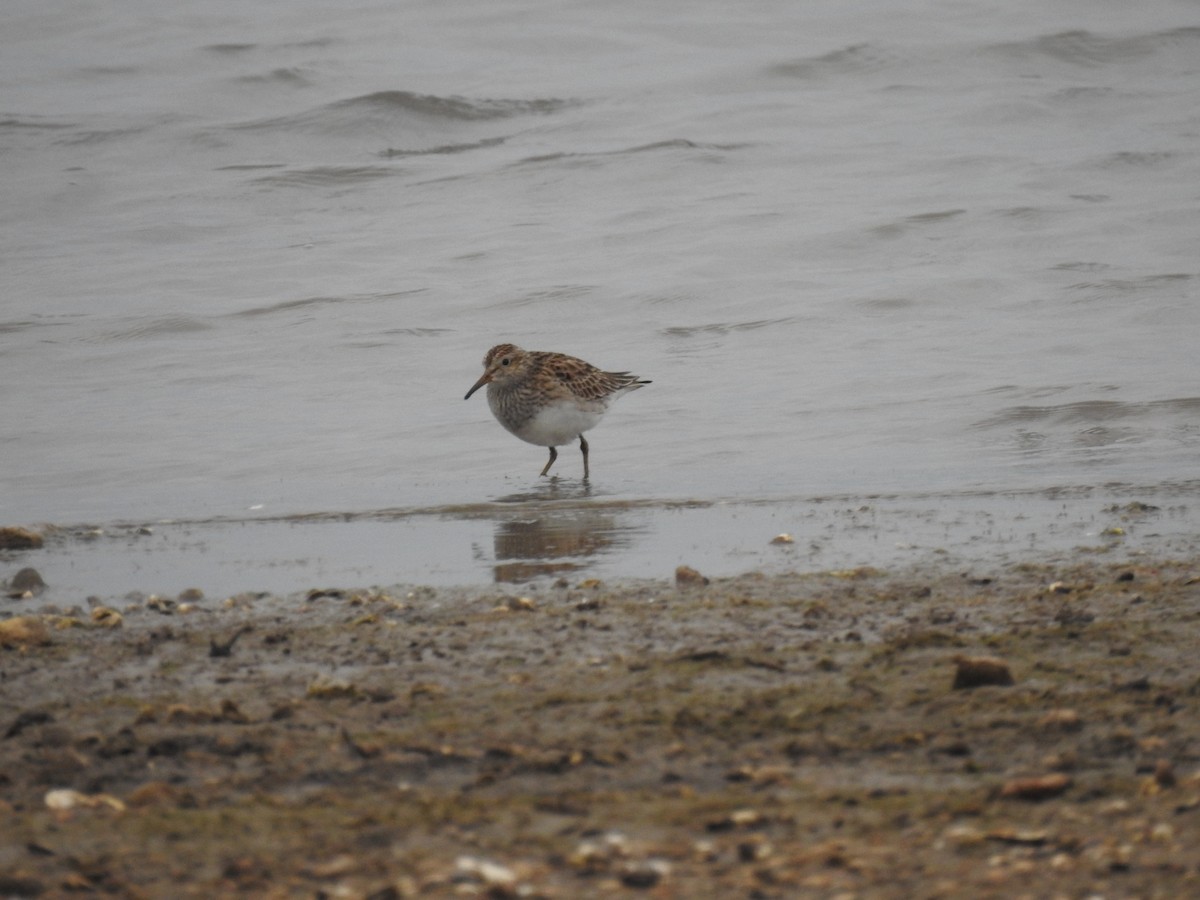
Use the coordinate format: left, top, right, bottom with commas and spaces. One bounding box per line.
3, 0, 1198, 593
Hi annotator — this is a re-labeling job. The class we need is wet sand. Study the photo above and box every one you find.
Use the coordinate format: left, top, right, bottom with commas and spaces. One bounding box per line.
2, 548, 1199, 898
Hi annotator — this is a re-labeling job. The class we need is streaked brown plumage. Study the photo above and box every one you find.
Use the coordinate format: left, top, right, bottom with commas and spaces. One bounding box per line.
464, 344, 650, 478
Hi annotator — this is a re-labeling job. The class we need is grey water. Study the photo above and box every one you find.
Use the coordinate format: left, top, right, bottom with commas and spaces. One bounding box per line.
4, 0, 1199, 595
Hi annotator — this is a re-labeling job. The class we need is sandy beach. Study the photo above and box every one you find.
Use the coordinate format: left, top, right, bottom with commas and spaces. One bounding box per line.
3, 537, 1198, 898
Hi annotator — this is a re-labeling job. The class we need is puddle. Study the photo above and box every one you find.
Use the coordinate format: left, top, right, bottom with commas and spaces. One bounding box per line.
5, 483, 1195, 603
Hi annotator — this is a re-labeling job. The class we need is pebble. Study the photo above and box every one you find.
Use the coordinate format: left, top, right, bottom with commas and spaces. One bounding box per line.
0, 526, 43, 549
620, 859, 671, 888
951, 654, 1014, 689
146, 595, 176, 614
1000, 773, 1072, 800
306, 676, 361, 700
0, 616, 51, 647
44, 788, 125, 812
453, 855, 517, 890
1153, 759, 1177, 788
9, 567, 46, 596
91, 607, 123, 628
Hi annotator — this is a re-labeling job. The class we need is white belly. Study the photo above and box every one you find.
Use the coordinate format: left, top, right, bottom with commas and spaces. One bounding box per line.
500, 399, 604, 447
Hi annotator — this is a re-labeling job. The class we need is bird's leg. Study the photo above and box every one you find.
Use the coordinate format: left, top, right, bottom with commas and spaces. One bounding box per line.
540, 445, 558, 477
579, 434, 589, 480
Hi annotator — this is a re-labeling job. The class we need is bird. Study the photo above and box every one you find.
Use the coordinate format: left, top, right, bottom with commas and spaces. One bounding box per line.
464, 344, 650, 479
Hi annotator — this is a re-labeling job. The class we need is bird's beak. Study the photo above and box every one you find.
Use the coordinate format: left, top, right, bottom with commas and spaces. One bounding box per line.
464, 372, 490, 400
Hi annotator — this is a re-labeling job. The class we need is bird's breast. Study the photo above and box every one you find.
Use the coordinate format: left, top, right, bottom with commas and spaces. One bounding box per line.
490, 388, 605, 447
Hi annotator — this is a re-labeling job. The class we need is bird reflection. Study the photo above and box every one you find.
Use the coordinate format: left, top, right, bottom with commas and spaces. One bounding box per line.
492, 479, 593, 506
491, 511, 625, 583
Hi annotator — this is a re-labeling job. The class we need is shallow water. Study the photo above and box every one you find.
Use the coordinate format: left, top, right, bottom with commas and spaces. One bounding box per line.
3, 1, 1199, 592
18, 484, 1199, 601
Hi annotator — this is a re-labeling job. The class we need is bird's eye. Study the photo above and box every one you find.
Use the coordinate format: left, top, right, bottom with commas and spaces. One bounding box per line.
501, 357, 510, 366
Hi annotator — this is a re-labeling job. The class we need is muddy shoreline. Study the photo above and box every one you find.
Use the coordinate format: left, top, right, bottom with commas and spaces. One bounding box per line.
3, 554, 1199, 898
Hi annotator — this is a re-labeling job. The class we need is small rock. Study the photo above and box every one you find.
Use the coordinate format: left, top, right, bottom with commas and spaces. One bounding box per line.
1154, 759, 1177, 788
999, 773, 1072, 801
0, 527, 43, 550
453, 856, 517, 890
706, 808, 766, 831
306, 676, 361, 700
44, 788, 125, 812
737, 836, 773, 862
620, 859, 671, 889
570, 832, 630, 871
90, 607, 123, 628
0, 617, 51, 648
306, 588, 345, 601
770, 533, 795, 545
951, 654, 1014, 689
675, 565, 709, 587
9, 567, 46, 596
146, 595, 176, 614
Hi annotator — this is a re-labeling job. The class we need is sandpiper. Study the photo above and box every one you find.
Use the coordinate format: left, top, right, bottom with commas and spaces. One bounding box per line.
464, 344, 650, 479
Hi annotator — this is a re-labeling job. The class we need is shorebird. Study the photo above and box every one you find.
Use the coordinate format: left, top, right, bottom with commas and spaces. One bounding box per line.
464, 344, 650, 479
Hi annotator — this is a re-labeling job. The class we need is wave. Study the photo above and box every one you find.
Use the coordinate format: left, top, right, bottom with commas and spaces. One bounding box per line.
661, 317, 800, 338
0, 116, 76, 131
767, 26, 1200, 84
1066, 273, 1193, 300
515, 139, 746, 167
1086, 150, 1180, 170
231, 90, 571, 134
204, 43, 258, 54
248, 165, 399, 187
869, 208, 969, 238
380, 136, 506, 157
91, 315, 215, 342
0, 319, 38, 334
233, 67, 314, 87
974, 397, 1200, 429
767, 43, 901, 79
987, 26, 1200, 68
231, 290, 426, 318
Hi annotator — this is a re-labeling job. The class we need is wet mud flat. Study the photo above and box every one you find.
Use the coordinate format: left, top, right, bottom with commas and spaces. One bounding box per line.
2, 556, 1200, 898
